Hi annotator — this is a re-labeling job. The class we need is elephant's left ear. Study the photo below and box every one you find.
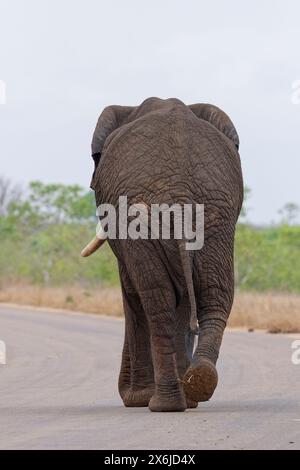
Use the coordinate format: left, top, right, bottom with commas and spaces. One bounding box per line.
91, 105, 135, 156
188, 103, 239, 150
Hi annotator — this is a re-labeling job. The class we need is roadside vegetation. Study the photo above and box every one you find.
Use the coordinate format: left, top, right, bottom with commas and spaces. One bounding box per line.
0, 176, 299, 331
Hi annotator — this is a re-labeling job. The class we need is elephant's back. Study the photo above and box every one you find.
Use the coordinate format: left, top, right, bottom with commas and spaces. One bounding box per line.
97, 106, 243, 216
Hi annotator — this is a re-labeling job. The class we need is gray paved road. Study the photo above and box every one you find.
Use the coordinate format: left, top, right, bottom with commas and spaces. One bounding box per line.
0, 304, 299, 450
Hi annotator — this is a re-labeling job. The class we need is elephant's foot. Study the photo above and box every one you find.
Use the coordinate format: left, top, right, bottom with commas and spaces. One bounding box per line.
123, 386, 155, 407
186, 398, 198, 408
183, 358, 218, 403
149, 394, 187, 412
149, 384, 187, 412
119, 383, 130, 401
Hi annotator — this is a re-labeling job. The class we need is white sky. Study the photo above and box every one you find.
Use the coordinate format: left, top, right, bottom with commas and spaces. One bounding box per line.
0, 0, 299, 224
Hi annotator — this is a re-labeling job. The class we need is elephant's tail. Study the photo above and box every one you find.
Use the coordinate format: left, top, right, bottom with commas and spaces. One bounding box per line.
178, 239, 199, 335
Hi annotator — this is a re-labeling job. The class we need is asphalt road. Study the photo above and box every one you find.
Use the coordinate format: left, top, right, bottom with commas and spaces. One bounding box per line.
0, 304, 299, 450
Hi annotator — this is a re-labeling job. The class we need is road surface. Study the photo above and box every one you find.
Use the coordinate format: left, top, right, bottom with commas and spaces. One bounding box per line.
0, 304, 299, 450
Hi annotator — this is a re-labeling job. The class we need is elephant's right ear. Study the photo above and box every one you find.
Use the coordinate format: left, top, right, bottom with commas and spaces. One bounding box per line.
188, 103, 239, 150
91, 105, 134, 157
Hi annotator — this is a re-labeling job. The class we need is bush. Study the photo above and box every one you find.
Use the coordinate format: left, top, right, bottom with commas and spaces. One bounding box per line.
0, 179, 299, 292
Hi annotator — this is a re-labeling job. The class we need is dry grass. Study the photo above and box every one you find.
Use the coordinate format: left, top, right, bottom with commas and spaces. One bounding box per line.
229, 291, 300, 333
0, 283, 123, 317
0, 283, 300, 332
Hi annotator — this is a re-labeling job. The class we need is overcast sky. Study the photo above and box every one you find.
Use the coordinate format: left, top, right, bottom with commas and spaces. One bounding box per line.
0, 0, 299, 223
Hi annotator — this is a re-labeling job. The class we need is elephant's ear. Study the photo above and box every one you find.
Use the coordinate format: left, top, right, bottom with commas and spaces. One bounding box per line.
91, 105, 135, 160
189, 103, 239, 150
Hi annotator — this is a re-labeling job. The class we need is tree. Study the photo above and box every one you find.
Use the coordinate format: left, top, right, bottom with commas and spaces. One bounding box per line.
238, 186, 251, 222
27, 181, 95, 223
0, 176, 22, 216
3, 181, 96, 233
278, 202, 300, 225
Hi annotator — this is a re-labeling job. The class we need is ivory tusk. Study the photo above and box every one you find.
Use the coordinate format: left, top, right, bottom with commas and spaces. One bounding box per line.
80, 222, 107, 257
80, 236, 106, 257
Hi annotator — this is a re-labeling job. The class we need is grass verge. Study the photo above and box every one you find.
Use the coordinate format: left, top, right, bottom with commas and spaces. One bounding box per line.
0, 283, 299, 333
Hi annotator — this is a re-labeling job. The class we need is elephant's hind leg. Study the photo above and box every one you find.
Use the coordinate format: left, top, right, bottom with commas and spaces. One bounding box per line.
183, 358, 218, 403
120, 240, 187, 412
183, 228, 234, 403
139, 286, 187, 412
118, 329, 131, 400
118, 265, 155, 407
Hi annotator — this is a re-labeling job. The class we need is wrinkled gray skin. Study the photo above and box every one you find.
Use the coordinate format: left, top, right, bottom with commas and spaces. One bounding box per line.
90, 97, 243, 412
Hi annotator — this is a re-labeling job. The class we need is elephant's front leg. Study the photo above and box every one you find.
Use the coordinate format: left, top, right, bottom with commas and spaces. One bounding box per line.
119, 279, 155, 407
140, 288, 187, 412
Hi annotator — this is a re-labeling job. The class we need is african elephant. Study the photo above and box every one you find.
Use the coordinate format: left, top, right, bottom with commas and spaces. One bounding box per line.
82, 97, 243, 412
